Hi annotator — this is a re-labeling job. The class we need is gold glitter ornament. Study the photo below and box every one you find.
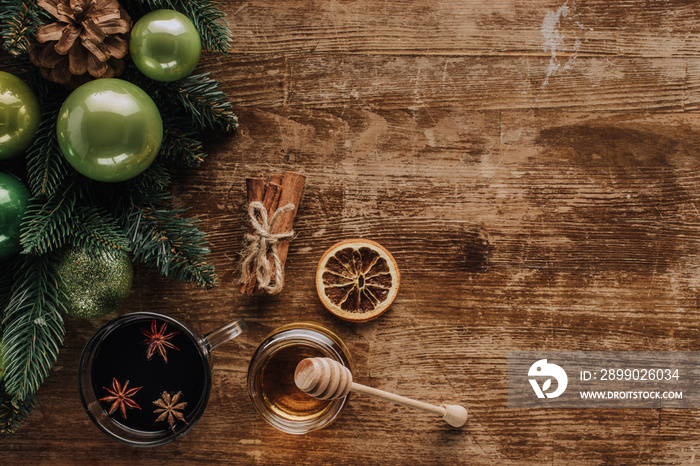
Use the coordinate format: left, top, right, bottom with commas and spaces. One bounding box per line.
56, 247, 133, 319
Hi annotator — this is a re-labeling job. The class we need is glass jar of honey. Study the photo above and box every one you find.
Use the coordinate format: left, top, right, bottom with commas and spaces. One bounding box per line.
247, 322, 353, 434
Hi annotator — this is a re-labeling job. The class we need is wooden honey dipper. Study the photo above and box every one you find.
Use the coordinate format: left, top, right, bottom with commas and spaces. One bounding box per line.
294, 357, 468, 427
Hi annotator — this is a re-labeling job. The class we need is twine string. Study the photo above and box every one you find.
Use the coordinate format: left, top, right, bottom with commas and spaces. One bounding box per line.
240, 201, 295, 294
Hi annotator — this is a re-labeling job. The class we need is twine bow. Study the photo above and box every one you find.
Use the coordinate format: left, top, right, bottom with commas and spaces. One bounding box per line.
240, 201, 295, 294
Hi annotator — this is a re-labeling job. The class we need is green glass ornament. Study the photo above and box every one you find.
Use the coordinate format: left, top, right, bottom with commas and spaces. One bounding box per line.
0, 71, 41, 160
130, 9, 202, 82
56, 248, 133, 319
0, 172, 30, 259
56, 79, 163, 182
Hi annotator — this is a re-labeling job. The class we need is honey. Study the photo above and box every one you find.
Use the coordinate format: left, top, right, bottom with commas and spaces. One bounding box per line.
260, 344, 330, 421
247, 323, 353, 434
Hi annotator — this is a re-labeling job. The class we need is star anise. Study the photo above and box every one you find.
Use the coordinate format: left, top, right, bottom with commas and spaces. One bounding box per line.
142, 320, 180, 362
99, 377, 142, 419
153, 391, 187, 430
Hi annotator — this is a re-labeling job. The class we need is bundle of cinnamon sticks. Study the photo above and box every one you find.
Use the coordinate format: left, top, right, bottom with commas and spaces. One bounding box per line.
239, 171, 306, 294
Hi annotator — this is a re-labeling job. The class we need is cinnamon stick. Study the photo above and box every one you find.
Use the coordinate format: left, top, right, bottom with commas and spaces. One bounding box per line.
269, 173, 283, 187
244, 180, 282, 293
246, 177, 264, 206
239, 171, 305, 294
268, 171, 306, 290
240, 177, 265, 293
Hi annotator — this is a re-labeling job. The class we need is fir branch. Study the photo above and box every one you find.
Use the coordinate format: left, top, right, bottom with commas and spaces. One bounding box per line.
161, 128, 208, 168
25, 102, 70, 199
20, 184, 78, 255
127, 69, 238, 133
0, 0, 41, 57
171, 73, 238, 133
176, 0, 232, 54
119, 202, 218, 289
122, 65, 237, 133
2, 253, 66, 401
69, 206, 132, 254
125, 161, 172, 202
0, 389, 37, 435
122, 0, 232, 54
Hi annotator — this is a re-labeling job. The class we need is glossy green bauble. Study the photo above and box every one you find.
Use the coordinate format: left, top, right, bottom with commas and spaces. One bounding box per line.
0, 71, 41, 160
130, 9, 202, 82
56, 248, 133, 319
0, 173, 30, 259
56, 78, 163, 182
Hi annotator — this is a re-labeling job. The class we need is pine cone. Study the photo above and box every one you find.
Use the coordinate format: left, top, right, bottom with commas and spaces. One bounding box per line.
29, 0, 132, 86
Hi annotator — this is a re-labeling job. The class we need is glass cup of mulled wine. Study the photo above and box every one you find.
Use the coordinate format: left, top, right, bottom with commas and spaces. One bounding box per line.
78, 311, 246, 447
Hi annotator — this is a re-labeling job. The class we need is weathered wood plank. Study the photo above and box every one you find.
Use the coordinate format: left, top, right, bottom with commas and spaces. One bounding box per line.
226, 0, 700, 58
202, 54, 691, 111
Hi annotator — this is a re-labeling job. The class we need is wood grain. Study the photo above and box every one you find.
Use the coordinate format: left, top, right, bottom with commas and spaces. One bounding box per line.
5, 0, 700, 464
204, 54, 692, 111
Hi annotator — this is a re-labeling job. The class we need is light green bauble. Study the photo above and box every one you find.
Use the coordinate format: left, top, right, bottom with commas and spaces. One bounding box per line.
0, 71, 41, 160
56, 78, 163, 182
56, 248, 133, 319
129, 9, 202, 82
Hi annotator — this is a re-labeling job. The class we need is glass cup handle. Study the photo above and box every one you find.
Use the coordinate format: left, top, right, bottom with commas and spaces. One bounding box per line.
201, 318, 247, 352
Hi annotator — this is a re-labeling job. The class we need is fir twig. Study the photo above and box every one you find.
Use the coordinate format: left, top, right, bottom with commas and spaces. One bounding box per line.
124, 161, 172, 204
25, 102, 70, 199
172, 73, 238, 133
0, 390, 37, 435
0, 0, 41, 57
20, 184, 78, 255
125, 68, 238, 133
161, 128, 208, 167
2, 253, 66, 401
119, 201, 218, 289
70, 206, 132, 254
176, 0, 232, 54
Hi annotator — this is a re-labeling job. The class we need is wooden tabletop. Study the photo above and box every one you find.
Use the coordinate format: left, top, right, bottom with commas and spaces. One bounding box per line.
6, 0, 700, 464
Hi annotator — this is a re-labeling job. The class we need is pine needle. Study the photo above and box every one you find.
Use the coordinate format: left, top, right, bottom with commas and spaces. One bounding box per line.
2, 254, 66, 401
118, 201, 218, 289
0, 390, 37, 435
0, 0, 42, 57
25, 101, 71, 199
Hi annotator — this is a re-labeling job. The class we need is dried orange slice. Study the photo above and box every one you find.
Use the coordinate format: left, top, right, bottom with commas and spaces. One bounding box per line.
316, 239, 400, 322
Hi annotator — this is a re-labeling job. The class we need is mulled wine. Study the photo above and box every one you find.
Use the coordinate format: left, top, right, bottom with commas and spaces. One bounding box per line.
79, 312, 246, 446
90, 316, 209, 434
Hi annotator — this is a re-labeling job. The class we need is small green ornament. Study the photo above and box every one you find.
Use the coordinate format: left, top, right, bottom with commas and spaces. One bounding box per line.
56, 248, 133, 319
0, 71, 41, 160
0, 173, 30, 259
56, 78, 163, 182
130, 9, 202, 82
